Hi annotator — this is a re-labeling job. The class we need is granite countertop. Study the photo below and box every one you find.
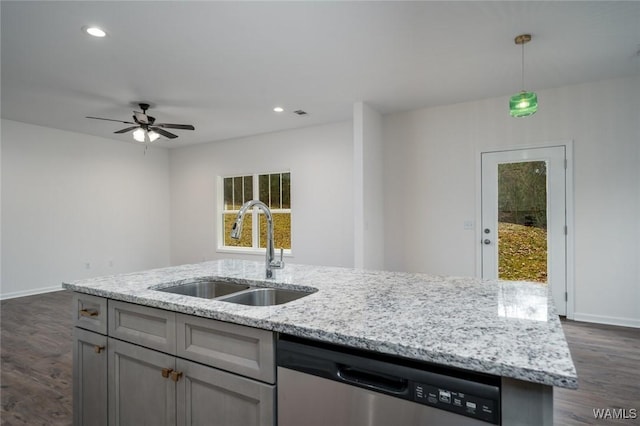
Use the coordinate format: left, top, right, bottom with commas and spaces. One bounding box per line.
62, 259, 578, 389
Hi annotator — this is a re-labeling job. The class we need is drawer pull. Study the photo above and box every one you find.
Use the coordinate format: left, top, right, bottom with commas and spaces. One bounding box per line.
94, 345, 105, 354
80, 308, 99, 317
161, 368, 173, 378
170, 371, 183, 382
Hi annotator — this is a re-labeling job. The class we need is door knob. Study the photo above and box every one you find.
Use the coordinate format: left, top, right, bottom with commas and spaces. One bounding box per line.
483, 239, 491, 245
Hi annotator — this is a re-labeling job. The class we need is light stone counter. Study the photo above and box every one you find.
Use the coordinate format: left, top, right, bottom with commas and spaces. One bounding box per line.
62, 259, 577, 390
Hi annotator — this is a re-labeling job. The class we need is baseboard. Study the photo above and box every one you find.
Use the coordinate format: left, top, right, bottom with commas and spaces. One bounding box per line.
573, 312, 640, 329
0, 285, 65, 300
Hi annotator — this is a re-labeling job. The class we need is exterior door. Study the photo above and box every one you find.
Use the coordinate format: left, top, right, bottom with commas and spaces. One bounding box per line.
481, 146, 567, 315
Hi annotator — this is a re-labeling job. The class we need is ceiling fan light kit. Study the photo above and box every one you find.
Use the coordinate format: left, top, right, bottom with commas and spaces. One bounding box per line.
510, 33, 538, 118
133, 128, 145, 142
86, 103, 195, 143
132, 128, 159, 143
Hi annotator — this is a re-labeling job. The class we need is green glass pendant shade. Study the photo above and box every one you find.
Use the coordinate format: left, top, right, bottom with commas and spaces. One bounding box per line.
509, 91, 538, 117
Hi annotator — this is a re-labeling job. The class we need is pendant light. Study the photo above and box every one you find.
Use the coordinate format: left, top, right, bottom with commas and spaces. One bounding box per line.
509, 34, 538, 118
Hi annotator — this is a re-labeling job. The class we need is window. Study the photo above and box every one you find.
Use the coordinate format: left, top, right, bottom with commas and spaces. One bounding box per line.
220, 172, 291, 251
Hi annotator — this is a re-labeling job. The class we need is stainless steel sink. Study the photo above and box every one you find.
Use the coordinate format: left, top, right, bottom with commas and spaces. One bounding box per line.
157, 280, 250, 299
218, 287, 312, 306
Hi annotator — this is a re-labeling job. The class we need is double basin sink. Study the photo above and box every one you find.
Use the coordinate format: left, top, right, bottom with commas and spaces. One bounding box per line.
154, 279, 314, 306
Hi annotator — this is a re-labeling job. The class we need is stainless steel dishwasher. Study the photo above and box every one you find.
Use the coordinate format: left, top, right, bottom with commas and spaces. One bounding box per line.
278, 336, 500, 425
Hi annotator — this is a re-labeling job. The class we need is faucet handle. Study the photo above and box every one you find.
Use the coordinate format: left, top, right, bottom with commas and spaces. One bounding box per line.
271, 247, 285, 269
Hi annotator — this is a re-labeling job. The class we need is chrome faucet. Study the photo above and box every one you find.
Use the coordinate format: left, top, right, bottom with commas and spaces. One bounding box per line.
230, 200, 284, 278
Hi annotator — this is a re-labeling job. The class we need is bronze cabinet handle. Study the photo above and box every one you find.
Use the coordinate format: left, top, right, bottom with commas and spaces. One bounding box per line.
170, 371, 183, 382
79, 308, 99, 317
161, 368, 173, 378
94, 345, 105, 354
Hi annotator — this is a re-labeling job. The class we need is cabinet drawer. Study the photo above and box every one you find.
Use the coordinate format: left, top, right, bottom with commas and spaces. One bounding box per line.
108, 301, 176, 354
176, 314, 275, 383
73, 293, 107, 334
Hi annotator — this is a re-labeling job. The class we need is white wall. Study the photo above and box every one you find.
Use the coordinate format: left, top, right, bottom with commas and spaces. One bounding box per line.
3, 77, 637, 327
1, 119, 171, 298
0, 124, 3, 293
383, 76, 640, 327
169, 121, 354, 268
353, 102, 385, 270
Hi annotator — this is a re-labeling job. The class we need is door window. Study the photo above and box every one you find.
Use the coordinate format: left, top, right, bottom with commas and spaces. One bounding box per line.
481, 146, 567, 315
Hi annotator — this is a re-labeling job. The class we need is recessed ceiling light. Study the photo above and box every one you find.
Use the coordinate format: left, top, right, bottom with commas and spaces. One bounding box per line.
83, 26, 107, 38
273, 107, 284, 113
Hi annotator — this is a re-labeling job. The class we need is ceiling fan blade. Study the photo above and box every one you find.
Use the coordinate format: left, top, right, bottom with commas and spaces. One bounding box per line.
113, 126, 139, 134
134, 111, 149, 124
150, 127, 178, 139
86, 116, 136, 125
155, 123, 195, 130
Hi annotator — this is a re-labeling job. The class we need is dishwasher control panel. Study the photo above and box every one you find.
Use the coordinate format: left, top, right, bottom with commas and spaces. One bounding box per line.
413, 382, 498, 424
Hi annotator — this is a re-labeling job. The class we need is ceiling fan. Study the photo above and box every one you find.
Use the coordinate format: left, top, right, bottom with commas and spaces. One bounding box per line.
86, 103, 195, 142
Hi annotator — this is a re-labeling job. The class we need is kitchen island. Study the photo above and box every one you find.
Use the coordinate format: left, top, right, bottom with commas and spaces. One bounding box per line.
63, 259, 577, 425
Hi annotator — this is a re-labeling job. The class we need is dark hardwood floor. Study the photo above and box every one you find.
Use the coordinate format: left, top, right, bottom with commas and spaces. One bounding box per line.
555, 318, 640, 425
1, 291, 639, 425
1, 291, 72, 425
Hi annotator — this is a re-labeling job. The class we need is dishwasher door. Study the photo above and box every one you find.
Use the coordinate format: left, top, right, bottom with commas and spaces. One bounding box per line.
277, 337, 500, 426
278, 367, 490, 426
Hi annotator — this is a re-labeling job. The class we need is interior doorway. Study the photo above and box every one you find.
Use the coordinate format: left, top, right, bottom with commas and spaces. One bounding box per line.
481, 145, 569, 315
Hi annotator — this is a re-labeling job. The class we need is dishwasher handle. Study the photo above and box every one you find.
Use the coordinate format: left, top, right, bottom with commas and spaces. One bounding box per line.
337, 364, 409, 395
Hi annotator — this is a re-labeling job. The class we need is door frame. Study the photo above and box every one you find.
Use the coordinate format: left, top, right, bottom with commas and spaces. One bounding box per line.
475, 141, 575, 319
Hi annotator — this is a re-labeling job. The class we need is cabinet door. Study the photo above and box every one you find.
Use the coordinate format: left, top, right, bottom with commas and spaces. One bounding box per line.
108, 338, 176, 426
73, 328, 108, 426
176, 358, 275, 426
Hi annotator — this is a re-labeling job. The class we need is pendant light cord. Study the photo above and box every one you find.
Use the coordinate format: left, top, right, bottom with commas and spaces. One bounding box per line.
521, 41, 525, 91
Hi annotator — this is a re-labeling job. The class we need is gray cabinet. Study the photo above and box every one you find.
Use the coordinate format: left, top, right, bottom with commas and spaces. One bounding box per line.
176, 313, 275, 383
108, 338, 176, 426
108, 337, 274, 426
73, 293, 107, 334
72, 294, 275, 426
177, 358, 274, 426
108, 300, 176, 353
73, 328, 108, 426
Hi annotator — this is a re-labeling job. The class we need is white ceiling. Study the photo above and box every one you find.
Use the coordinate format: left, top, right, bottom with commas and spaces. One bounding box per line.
2, 1, 639, 148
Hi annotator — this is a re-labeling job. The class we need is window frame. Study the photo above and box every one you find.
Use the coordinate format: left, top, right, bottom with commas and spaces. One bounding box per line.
217, 171, 292, 255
